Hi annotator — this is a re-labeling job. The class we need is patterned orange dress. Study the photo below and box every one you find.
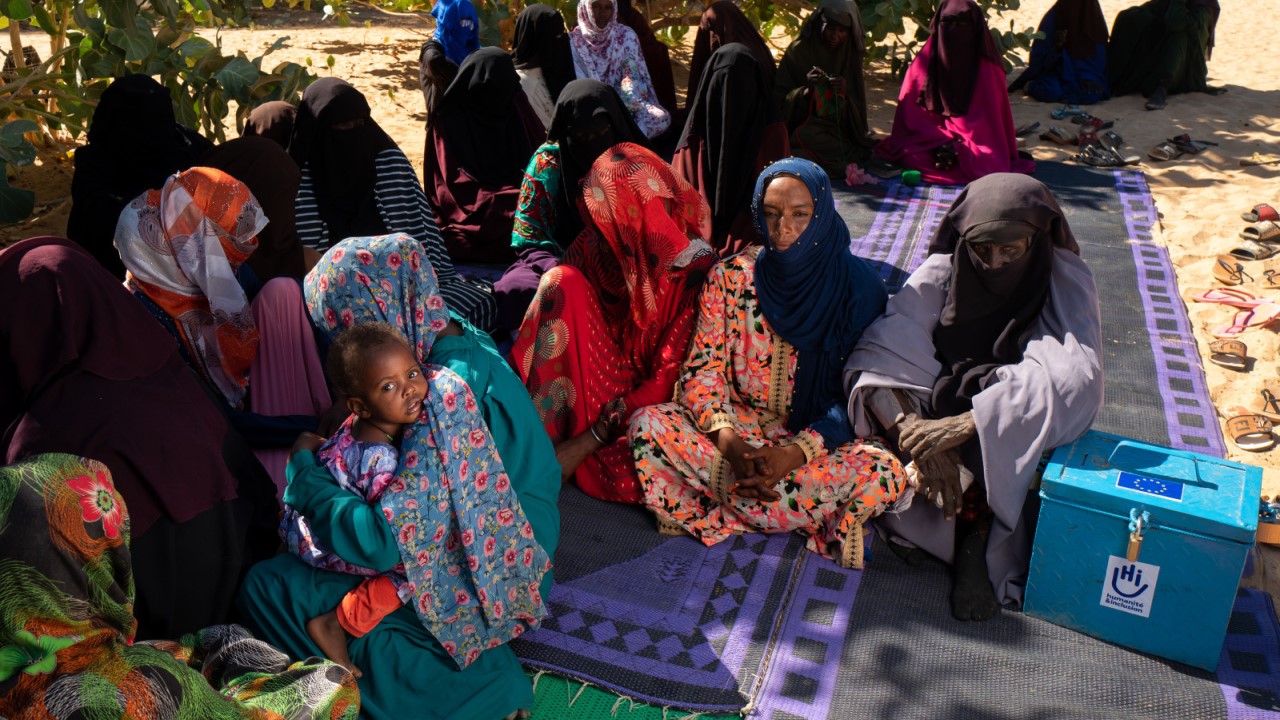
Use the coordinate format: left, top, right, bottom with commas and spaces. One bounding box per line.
628, 248, 906, 568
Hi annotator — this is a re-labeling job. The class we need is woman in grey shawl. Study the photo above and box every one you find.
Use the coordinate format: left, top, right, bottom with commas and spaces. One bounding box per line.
844, 173, 1103, 621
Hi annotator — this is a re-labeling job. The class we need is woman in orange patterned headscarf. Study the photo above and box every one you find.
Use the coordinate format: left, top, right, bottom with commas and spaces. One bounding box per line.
511, 142, 716, 504
115, 167, 332, 496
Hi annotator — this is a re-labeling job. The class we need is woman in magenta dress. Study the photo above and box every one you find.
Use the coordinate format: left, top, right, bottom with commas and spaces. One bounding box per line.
876, 0, 1033, 185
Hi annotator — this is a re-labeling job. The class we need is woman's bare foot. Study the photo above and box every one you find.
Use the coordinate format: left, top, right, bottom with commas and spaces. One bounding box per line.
502, 710, 531, 720
306, 611, 362, 678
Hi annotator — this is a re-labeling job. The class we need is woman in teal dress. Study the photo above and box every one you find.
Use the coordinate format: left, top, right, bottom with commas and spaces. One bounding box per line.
235, 233, 560, 720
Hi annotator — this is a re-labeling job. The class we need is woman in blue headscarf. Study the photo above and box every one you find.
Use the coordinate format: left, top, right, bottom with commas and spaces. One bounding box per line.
628, 158, 905, 569
432, 0, 480, 65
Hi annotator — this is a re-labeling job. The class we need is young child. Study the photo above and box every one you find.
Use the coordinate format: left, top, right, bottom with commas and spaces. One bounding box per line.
280, 322, 427, 678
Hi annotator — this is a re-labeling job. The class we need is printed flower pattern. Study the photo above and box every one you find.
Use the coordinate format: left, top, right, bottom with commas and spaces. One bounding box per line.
66, 470, 123, 540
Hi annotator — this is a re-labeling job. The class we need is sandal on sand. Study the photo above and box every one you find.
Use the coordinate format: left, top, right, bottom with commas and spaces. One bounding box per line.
1191, 287, 1271, 308
1225, 407, 1275, 452
1208, 339, 1248, 370
1100, 131, 1141, 165
1214, 256, 1254, 286
1148, 142, 1183, 161
1168, 134, 1218, 155
1051, 104, 1089, 120
1069, 114, 1115, 130
1241, 221, 1280, 243
1265, 269, 1280, 289
1254, 384, 1280, 422
1040, 125, 1077, 145
1230, 239, 1280, 261
1214, 304, 1280, 338
1015, 121, 1041, 137
1244, 204, 1280, 223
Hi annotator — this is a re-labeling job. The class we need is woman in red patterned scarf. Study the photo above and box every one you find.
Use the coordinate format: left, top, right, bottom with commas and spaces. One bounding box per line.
511, 143, 716, 504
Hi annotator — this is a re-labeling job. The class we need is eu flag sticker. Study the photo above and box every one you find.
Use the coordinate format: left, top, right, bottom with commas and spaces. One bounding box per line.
1116, 471, 1184, 502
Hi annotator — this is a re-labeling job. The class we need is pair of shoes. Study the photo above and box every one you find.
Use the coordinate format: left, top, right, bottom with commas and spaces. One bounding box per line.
1231, 222, 1280, 259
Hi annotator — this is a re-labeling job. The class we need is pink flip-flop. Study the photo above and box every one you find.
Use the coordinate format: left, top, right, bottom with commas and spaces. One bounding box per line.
1191, 287, 1271, 309
1213, 303, 1280, 338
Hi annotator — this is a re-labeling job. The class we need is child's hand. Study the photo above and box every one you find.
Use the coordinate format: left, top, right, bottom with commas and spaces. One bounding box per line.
290, 432, 327, 458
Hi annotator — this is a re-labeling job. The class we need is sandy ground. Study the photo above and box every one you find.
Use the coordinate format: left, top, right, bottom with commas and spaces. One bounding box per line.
3, 0, 1279, 581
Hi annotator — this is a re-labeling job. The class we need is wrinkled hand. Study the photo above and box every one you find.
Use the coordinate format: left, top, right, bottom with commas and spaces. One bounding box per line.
806, 66, 827, 85
290, 432, 326, 458
829, 76, 846, 94
899, 412, 976, 461
736, 444, 806, 503
915, 449, 965, 520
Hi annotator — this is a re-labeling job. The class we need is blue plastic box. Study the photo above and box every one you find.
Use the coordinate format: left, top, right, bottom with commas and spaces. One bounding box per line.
1024, 430, 1261, 670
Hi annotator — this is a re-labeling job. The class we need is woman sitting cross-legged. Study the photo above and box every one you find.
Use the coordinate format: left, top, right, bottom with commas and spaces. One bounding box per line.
845, 174, 1103, 620
0, 453, 359, 719
673, 43, 790, 257
628, 158, 905, 568
1107, 0, 1224, 111
876, 0, 1035, 185
424, 48, 546, 264
491, 79, 644, 336
237, 233, 560, 720
512, 143, 716, 505
290, 77, 497, 331
1008, 0, 1111, 105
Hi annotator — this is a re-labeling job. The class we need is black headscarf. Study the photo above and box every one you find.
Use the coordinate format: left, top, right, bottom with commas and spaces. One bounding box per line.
242, 101, 296, 149
928, 174, 1079, 416
775, 0, 868, 132
419, 39, 458, 119
202, 136, 306, 281
678, 44, 776, 247
511, 4, 575, 103
922, 0, 1003, 117
66, 74, 211, 277
436, 47, 537, 187
546, 79, 645, 241
289, 77, 398, 241
1054, 0, 1109, 60
687, 1, 776, 110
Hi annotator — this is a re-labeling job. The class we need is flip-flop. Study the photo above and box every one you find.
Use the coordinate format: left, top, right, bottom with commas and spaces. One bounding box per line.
1214, 303, 1280, 338
1244, 204, 1280, 223
1148, 141, 1182, 161
1208, 339, 1248, 370
1167, 134, 1218, 155
1265, 268, 1280, 289
1015, 121, 1041, 137
1100, 131, 1141, 165
1039, 125, 1077, 145
1230, 239, 1280, 261
1254, 383, 1280, 422
1191, 287, 1271, 308
1225, 407, 1275, 452
1214, 255, 1254, 286
1051, 105, 1088, 120
1241, 221, 1280, 243
1069, 114, 1115, 130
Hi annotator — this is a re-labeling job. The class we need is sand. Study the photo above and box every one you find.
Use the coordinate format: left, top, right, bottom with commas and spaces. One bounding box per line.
4, 3, 1279, 479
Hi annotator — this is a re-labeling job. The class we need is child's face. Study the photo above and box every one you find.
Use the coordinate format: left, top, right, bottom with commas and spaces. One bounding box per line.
356, 344, 428, 426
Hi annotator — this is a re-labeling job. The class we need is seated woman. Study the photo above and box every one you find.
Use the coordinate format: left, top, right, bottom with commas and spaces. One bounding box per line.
674, 43, 790, 257
686, 1, 776, 116
425, 48, 545, 265
418, 39, 457, 119
1108, 0, 1224, 111
568, 0, 671, 139
877, 0, 1034, 185
114, 167, 332, 494
512, 143, 716, 504
628, 158, 903, 567
1008, 0, 1111, 105
243, 100, 297, 149
774, 0, 873, 178
289, 78, 497, 331
0, 453, 358, 718
0, 237, 278, 639
430, 0, 479, 65
491, 79, 644, 336
844, 174, 1103, 620
614, 0, 678, 117
66, 74, 211, 278
238, 233, 560, 720
510, 3, 577, 129
204, 136, 310, 281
